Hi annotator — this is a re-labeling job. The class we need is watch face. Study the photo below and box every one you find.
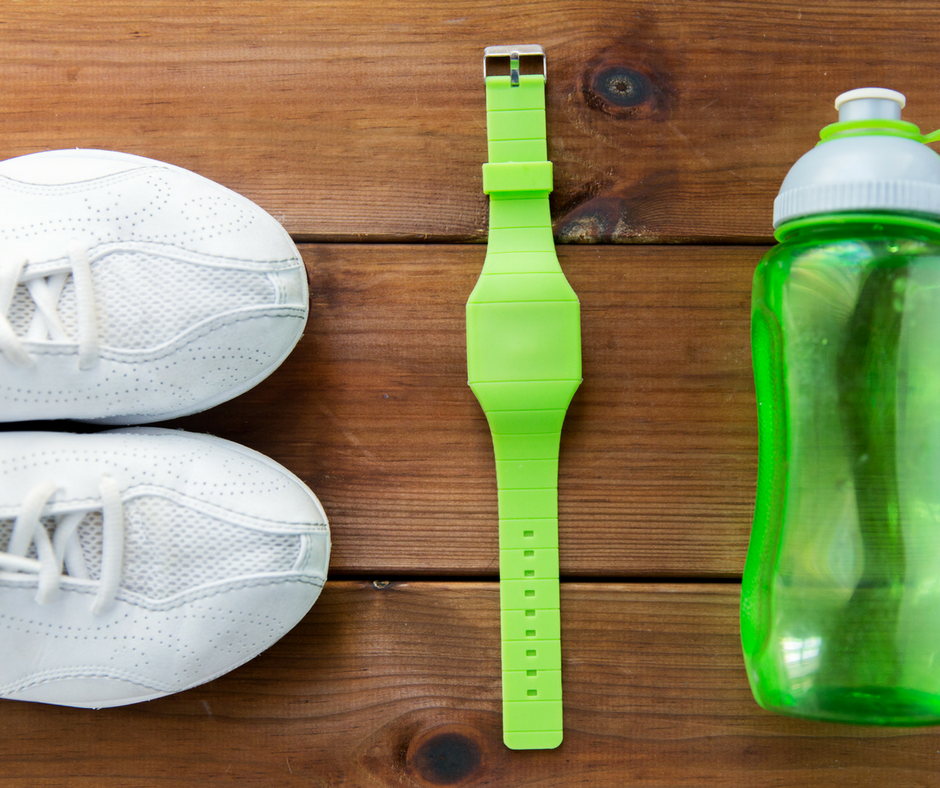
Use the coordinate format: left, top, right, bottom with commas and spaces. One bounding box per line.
467, 300, 581, 383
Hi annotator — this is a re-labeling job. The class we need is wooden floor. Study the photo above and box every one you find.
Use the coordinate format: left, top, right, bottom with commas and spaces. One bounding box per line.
4, 1, 940, 785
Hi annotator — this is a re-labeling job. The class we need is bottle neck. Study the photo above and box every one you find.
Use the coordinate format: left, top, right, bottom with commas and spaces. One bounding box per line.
775, 212, 940, 244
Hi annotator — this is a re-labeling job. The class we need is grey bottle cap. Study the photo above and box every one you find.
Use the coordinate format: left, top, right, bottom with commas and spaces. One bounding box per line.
834, 87, 905, 121
773, 88, 940, 228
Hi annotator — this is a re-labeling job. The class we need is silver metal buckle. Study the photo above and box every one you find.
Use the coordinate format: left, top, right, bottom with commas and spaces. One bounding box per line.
483, 45, 546, 86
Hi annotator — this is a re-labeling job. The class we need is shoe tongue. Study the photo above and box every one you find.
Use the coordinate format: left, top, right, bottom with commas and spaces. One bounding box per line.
76, 512, 103, 579
0, 518, 14, 553
0, 516, 50, 561
7, 278, 79, 341
0, 513, 101, 579
7, 285, 38, 337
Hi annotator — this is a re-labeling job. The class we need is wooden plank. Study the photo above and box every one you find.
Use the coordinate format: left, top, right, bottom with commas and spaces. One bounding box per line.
168, 243, 758, 578
1, 2, 939, 242
3, 581, 940, 787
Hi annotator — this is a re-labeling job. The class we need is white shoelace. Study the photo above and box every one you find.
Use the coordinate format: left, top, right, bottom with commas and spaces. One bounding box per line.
0, 477, 124, 615
0, 241, 99, 369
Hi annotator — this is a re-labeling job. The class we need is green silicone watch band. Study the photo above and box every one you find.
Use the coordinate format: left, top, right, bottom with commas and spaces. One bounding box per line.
467, 46, 582, 751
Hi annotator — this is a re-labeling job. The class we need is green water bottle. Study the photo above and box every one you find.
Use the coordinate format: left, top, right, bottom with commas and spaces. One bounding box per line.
741, 88, 940, 725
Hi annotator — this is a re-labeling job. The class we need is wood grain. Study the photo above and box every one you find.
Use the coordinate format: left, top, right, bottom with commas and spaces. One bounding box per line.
2, 4, 935, 783
170, 243, 759, 578
1, 1, 939, 242
3, 581, 940, 787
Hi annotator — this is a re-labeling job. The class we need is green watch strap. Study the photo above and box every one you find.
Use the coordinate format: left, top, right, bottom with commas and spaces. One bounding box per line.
467, 46, 582, 751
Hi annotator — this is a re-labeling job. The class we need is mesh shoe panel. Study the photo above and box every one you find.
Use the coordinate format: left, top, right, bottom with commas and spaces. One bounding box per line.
7, 286, 35, 335
10, 252, 276, 348
2, 497, 302, 600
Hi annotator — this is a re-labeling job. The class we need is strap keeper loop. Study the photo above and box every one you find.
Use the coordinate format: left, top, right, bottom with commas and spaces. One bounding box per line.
482, 161, 553, 195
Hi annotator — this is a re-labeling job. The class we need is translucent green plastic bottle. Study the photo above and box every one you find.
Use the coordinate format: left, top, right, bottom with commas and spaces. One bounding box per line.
742, 89, 940, 725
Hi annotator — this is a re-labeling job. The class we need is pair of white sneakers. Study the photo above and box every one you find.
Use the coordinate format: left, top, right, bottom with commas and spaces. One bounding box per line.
0, 150, 330, 709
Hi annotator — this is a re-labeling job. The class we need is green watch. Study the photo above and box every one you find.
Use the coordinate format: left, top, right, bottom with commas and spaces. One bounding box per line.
466, 45, 582, 751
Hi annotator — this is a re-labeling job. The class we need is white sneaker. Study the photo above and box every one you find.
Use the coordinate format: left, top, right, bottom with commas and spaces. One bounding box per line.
0, 428, 330, 708
0, 149, 308, 424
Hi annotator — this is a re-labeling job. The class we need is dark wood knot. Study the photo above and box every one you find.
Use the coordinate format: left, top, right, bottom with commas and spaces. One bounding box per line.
580, 60, 673, 120
593, 66, 649, 107
407, 725, 484, 785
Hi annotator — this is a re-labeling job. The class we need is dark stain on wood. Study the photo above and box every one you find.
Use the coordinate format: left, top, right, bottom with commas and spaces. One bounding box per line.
555, 170, 683, 243
550, 177, 608, 232
407, 726, 484, 785
554, 16, 680, 238
556, 195, 628, 243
